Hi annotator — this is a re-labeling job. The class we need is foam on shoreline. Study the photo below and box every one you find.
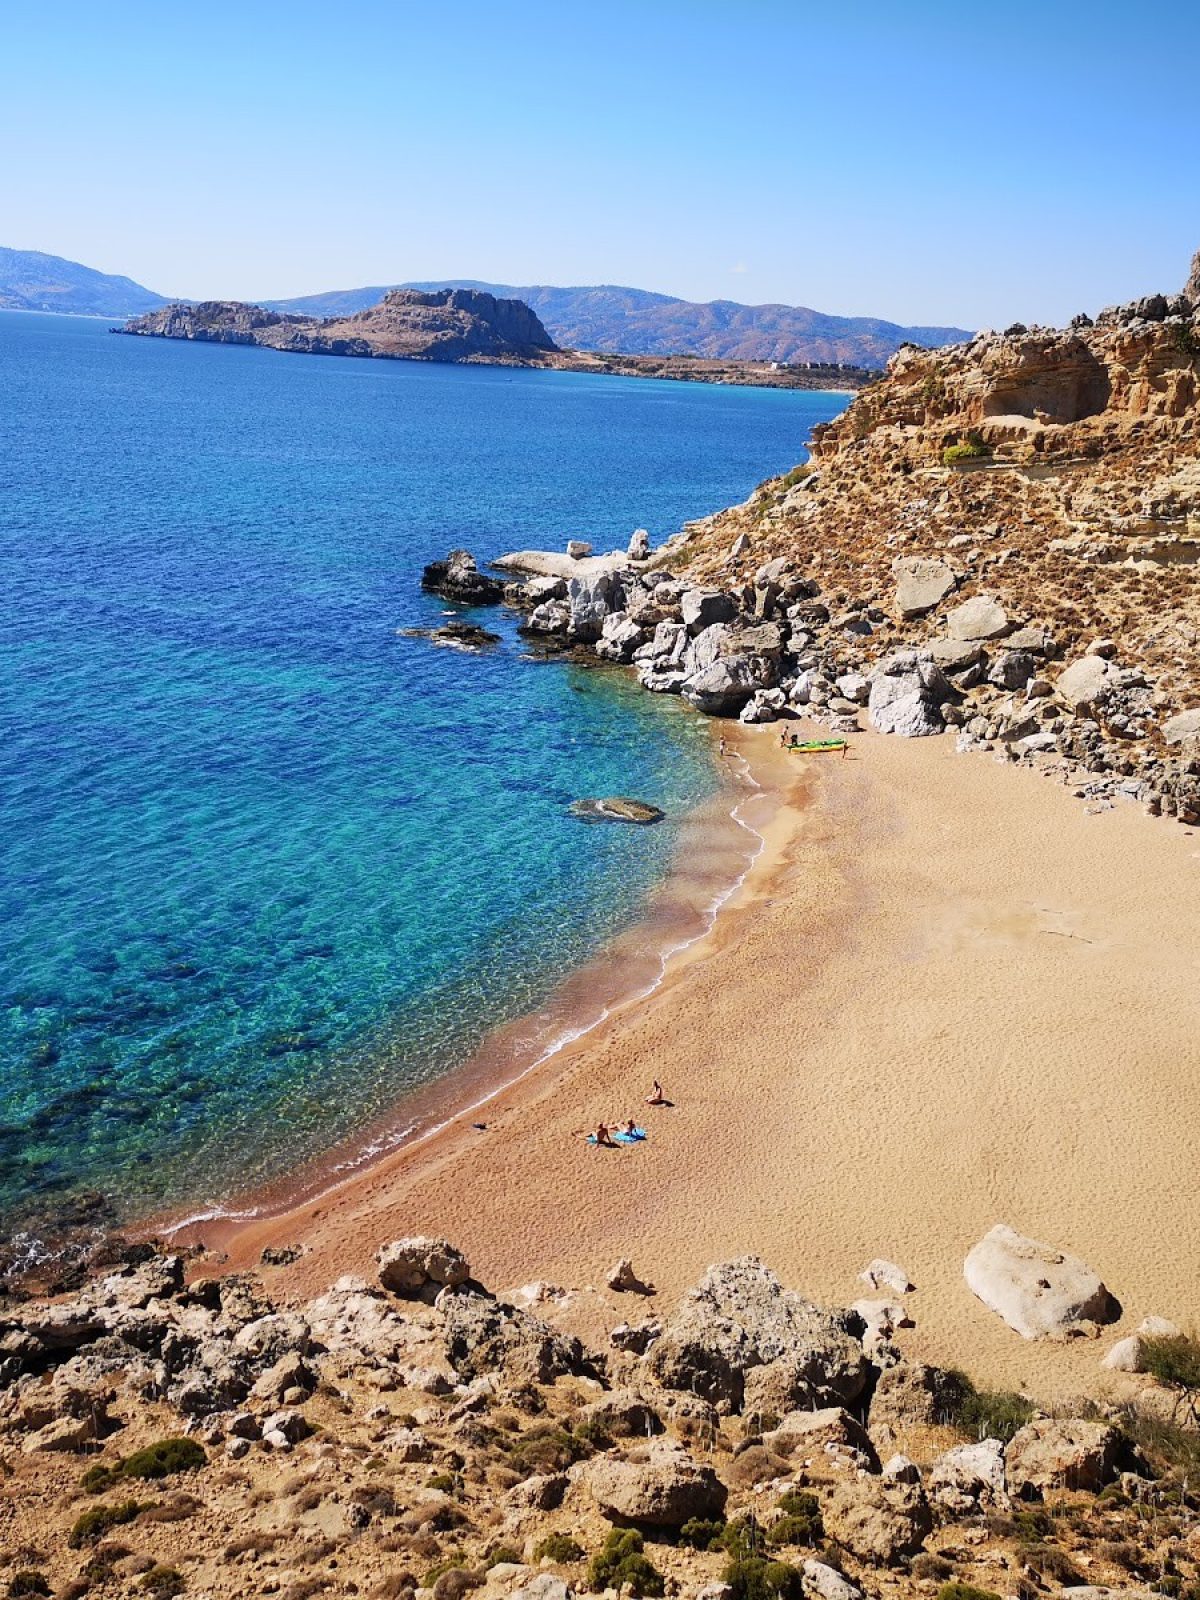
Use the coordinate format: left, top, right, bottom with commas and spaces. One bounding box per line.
152, 726, 792, 1246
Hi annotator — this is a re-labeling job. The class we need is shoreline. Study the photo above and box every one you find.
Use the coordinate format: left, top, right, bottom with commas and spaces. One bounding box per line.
147, 722, 798, 1249
204, 721, 1200, 1401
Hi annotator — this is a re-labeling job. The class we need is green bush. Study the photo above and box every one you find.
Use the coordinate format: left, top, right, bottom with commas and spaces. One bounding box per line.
121, 1438, 206, 1481
717, 1517, 767, 1561
82, 1437, 205, 1493
721, 1556, 803, 1600
533, 1533, 585, 1563
677, 1517, 727, 1550
1022, 1544, 1082, 1584
586, 1530, 664, 1597
1140, 1334, 1200, 1419
943, 435, 991, 465
8, 1575, 51, 1599
69, 1499, 153, 1547
771, 1490, 821, 1545
485, 1546, 523, 1570
937, 1585, 1000, 1600
141, 1569, 185, 1598
952, 1384, 1034, 1443
507, 1425, 587, 1476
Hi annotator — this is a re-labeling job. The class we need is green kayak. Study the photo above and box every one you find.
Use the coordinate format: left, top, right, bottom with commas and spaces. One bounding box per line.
788, 739, 847, 753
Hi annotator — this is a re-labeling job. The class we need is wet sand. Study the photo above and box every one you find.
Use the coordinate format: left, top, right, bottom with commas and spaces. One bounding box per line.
208, 726, 1200, 1400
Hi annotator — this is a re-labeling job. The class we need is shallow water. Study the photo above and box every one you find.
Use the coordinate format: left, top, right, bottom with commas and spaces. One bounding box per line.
0, 312, 846, 1230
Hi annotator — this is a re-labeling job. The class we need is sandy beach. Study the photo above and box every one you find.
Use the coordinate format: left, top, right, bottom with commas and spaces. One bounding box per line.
209, 727, 1200, 1401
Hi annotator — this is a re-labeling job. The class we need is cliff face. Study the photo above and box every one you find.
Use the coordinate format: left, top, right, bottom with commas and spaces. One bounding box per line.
640, 264, 1200, 815
122, 288, 558, 363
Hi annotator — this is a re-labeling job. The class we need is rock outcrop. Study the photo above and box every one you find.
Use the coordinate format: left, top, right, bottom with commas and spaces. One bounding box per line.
123, 287, 559, 363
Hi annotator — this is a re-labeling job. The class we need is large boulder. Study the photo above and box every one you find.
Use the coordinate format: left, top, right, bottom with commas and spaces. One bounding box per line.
586, 1441, 726, 1527
1005, 1418, 1123, 1496
421, 549, 505, 604
868, 651, 952, 737
568, 570, 624, 641
377, 1238, 470, 1299
869, 1363, 971, 1429
801, 1562, 864, 1600
680, 657, 761, 717
762, 1407, 880, 1473
1056, 655, 1118, 713
945, 594, 1010, 641
594, 614, 647, 663
963, 1224, 1119, 1340
1163, 708, 1200, 745
644, 1257, 867, 1413
681, 588, 738, 633
927, 1438, 1008, 1513
893, 557, 956, 619
823, 1478, 932, 1566
440, 1288, 593, 1383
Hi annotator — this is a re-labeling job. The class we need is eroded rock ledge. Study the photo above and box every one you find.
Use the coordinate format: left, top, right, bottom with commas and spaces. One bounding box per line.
0, 1234, 1194, 1600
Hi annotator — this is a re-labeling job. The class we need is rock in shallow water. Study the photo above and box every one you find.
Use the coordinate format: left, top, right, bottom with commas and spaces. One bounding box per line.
569, 797, 665, 825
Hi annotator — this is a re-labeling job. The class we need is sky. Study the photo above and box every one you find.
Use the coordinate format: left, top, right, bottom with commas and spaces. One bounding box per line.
2, 0, 1198, 329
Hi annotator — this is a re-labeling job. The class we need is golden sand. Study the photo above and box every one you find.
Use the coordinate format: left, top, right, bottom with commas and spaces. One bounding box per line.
210, 726, 1200, 1401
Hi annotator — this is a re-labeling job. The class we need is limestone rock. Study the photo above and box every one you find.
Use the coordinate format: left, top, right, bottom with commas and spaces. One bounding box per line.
594, 614, 646, 663
927, 1438, 1008, 1513
1164, 709, 1200, 745
801, 1560, 864, 1600
577, 1389, 662, 1438
1005, 1417, 1123, 1495
868, 650, 952, 737
628, 528, 651, 560
567, 570, 623, 641
1057, 655, 1118, 713
680, 657, 761, 716
681, 588, 738, 633
440, 1288, 592, 1383
946, 594, 1010, 641
377, 1238, 470, 1299
1103, 1316, 1181, 1372
762, 1407, 880, 1472
881, 1454, 921, 1484
645, 1256, 866, 1412
869, 1362, 971, 1428
963, 1224, 1119, 1340
586, 1441, 726, 1526
928, 639, 983, 672
892, 556, 956, 619
823, 1478, 932, 1566
859, 1260, 914, 1295
607, 1258, 646, 1291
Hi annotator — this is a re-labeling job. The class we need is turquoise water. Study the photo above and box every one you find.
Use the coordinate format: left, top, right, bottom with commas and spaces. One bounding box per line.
0, 312, 846, 1231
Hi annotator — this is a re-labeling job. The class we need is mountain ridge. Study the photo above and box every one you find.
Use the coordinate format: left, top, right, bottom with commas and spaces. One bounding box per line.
0, 246, 170, 317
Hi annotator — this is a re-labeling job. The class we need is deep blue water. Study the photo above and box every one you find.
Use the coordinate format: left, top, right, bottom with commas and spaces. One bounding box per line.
0, 312, 845, 1230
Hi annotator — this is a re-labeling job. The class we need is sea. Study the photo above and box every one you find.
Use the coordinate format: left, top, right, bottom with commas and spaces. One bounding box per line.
0, 310, 846, 1237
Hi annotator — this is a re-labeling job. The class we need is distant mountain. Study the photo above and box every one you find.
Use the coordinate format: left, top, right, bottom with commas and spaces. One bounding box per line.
267, 280, 973, 366
0, 247, 171, 318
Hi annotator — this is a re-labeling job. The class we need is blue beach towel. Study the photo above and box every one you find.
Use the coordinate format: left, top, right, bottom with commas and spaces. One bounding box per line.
587, 1128, 648, 1147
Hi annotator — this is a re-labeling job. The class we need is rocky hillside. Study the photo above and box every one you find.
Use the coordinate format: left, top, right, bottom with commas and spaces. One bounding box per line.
268, 281, 973, 368
491, 258, 1200, 825
4, 1231, 1200, 1600
0, 247, 170, 318
121, 289, 558, 364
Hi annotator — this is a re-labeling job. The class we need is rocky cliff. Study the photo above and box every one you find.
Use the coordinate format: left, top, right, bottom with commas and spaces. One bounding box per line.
2, 1233, 1197, 1600
517, 257, 1197, 823
122, 288, 559, 364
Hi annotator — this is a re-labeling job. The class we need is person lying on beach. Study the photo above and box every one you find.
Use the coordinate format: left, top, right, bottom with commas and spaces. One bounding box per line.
618, 1118, 641, 1138
645, 1081, 666, 1105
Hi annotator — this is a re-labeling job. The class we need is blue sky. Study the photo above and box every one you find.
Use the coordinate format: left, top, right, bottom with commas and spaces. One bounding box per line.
2, 0, 1197, 327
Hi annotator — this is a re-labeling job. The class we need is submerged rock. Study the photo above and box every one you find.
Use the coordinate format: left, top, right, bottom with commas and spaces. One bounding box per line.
569, 797, 665, 825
